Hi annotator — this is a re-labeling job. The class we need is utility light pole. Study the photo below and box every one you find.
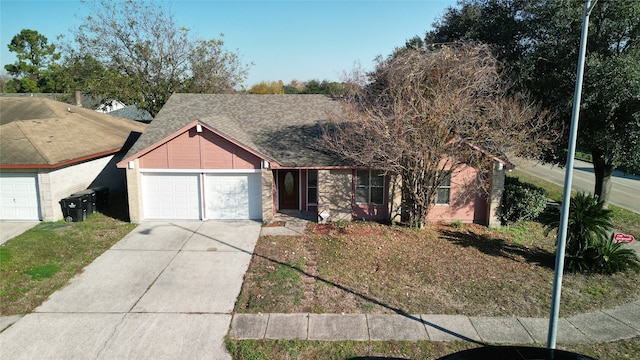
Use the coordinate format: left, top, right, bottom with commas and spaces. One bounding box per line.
547, 0, 598, 349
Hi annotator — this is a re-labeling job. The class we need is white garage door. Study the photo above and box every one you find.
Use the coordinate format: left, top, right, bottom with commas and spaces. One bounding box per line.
142, 173, 201, 219
205, 173, 262, 220
0, 173, 40, 220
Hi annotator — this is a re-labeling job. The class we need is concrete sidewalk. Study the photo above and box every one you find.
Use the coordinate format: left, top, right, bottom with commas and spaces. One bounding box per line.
229, 301, 640, 344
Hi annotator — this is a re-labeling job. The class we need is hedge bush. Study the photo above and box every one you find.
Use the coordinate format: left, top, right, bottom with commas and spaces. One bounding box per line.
499, 176, 548, 225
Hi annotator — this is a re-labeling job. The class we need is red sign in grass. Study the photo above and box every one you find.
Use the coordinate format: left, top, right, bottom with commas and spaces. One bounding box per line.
614, 233, 635, 243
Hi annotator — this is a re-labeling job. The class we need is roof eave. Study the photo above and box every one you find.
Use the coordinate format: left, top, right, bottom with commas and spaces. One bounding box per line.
0, 148, 122, 170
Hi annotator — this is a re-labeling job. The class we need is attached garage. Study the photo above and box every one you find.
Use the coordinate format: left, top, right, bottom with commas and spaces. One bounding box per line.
0, 173, 40, 220
121, 114, 269, 223
140, 172, 262, 220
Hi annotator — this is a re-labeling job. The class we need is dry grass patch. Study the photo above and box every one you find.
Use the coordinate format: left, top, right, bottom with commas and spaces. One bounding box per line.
235, 221, 640, 317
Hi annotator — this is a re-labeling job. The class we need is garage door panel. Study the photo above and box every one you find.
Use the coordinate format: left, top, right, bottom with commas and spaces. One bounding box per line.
205, 174, 261, 220
0, 173, 40, 220
142, 174, 201, 220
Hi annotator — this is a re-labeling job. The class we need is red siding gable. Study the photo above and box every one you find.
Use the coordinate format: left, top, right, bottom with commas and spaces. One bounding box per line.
139, 127, 261, 169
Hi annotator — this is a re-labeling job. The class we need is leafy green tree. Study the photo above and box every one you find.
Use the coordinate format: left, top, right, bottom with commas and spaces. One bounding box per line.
184, 37, 250, 94
427, 0, 528, 67
301, 79, 346, 95
4, 29, 61, 92
426, 0, 640, 205
71, 0, 250, 115
282, 84, 300, 94
0, 74, 10, 92
46, 52, 107, 95
282, 80, 304, 94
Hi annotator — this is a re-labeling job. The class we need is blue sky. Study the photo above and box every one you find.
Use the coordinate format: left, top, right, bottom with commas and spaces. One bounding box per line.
0, 0, 457, 87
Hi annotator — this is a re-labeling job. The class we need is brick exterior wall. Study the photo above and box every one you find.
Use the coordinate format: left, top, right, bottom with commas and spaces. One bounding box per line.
39, 155, 118, 221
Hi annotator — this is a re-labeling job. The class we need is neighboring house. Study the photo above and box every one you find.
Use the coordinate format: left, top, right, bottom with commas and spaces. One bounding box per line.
0, 97, 147, 221
107, 105, 153, 124
0, 93, 153, 123
95, 99, 126, 113
117, 94, 510, 226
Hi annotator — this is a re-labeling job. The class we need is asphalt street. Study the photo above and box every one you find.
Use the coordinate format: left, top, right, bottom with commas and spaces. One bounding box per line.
519, 159, 640, 214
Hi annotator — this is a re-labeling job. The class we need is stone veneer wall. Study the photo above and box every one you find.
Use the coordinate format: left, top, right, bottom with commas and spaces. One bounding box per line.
488, 161, 505, 227
387, 175, 403, 223
125, 160, 143, 223
317, 169, 352, 223
261, 168, 274, 222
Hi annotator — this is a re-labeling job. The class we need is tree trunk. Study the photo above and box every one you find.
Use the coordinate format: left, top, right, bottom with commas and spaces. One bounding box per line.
591, 148, 615, 206
400, 166, 429, 228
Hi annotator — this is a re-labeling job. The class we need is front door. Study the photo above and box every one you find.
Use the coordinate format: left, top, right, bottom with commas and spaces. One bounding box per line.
278, 170, 299, 210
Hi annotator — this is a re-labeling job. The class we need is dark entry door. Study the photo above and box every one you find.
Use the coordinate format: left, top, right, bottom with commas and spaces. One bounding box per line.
278, 170, 299, 210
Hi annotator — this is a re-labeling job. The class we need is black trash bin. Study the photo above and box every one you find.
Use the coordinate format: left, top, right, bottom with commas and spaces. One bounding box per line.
90, 186, 109, 211
60, 195, 87, 222
70, 189, 96, 215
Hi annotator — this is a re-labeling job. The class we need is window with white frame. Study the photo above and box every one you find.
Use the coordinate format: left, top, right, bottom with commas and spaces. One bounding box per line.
429, 171, 451, 205
356, 169, 385, 205
307, 170, 318, 205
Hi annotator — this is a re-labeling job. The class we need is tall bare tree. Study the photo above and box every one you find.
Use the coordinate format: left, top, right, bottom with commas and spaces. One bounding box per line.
324, 43, 555, 227
72, 0, 250, 116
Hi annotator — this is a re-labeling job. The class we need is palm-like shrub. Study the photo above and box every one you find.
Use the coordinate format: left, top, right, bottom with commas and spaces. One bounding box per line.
544, 192, 639, 273
589, 239, 640, 274
564, 192, 613, 258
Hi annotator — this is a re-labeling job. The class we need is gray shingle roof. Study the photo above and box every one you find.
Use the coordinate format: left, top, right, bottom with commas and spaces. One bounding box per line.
125, 94, 347, 167
108, 105, 153, 122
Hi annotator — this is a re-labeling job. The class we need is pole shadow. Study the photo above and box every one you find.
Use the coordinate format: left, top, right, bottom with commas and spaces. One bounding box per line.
141, 221, 486, 346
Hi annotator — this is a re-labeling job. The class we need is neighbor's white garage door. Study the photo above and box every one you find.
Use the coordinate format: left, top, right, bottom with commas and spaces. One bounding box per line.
0, 173, 40, 220
142, 173, 201, 219
205, 173, 262, 220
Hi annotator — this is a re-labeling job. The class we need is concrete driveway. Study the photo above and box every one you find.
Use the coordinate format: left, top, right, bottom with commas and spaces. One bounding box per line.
0, 221, 40, 245
0, 220, 261, 360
